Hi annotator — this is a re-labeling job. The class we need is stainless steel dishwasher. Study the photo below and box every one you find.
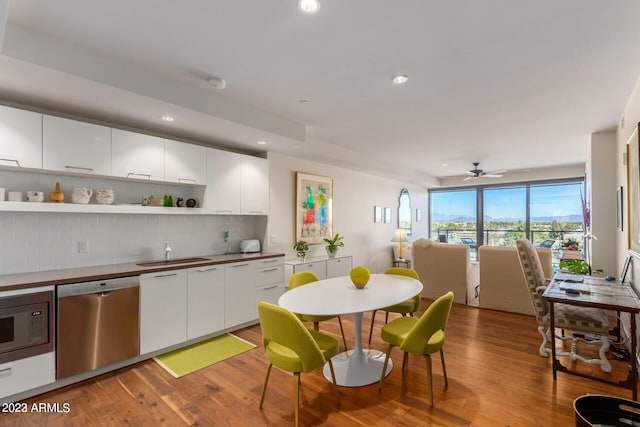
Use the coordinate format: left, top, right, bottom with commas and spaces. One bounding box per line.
57, 276, 140, 379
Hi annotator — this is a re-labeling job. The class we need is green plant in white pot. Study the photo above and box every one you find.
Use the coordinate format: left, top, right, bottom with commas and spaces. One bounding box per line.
323, 233, 344, 258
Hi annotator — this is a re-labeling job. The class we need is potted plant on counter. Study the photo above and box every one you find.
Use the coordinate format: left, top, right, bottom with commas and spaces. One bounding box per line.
323, 233, 344, 258
293, 240, 309, 262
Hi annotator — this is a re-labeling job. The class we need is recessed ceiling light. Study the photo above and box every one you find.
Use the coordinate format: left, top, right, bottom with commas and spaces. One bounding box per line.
298, 0, 320, 14
257, 140, 267, 145
161, 115, 175, 122
442, 163, 448, 167
392, 74, 409, 85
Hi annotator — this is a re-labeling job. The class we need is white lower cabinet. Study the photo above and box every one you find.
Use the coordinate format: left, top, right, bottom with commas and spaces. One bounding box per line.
253, 258, 285, 317
0, 352, 55, 399
284, 256, 352, 286
140, 270, 188, 354
187, 265, 225, 340
326, 257, 352, 278
225, 257, 284, 328
224, 261, 255, 328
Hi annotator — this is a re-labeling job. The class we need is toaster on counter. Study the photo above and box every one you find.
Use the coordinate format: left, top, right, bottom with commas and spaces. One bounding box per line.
240, 239, 261, 253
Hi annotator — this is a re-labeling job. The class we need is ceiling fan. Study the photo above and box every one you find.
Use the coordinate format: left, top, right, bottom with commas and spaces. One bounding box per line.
463, 162, 507, 181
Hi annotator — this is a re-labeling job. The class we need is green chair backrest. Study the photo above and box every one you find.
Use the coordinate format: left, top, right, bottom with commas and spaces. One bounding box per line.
257, 301, 326, 372
401, 292, 454, 355
289, 271, 320, 289
384, 267, 419, 280
384, 267, 421, 310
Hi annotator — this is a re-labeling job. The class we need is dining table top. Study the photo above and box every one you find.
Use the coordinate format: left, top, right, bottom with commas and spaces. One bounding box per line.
278, 273, 423, 316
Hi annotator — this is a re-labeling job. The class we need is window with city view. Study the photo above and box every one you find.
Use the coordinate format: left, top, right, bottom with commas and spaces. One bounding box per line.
429, 179, 585, 261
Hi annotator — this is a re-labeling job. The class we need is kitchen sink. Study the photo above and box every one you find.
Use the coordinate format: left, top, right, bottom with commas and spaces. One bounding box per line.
136, 257, 210, 267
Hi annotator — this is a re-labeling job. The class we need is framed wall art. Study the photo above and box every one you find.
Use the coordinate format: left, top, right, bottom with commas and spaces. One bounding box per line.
628, 125, 640, 256
617, 186, 624, 231
384, 207, 391, 224
374, 206, 382, 223
296, 172, 333, 244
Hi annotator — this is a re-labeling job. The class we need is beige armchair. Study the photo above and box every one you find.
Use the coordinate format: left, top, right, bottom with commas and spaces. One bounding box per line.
412, 239, 469, 304
478, 245, 553, 315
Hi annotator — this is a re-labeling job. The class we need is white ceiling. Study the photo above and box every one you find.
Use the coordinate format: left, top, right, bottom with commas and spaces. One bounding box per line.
1, 0, 640, 186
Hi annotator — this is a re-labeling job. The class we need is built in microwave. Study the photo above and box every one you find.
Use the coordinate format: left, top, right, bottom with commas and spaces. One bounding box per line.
0, 290, 54, 364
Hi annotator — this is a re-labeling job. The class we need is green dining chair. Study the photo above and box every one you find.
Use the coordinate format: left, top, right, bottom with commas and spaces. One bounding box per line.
367, 267, 422, 344
289, 271, 348, 352
378, 291, 454, 407
258, 302, 341, 426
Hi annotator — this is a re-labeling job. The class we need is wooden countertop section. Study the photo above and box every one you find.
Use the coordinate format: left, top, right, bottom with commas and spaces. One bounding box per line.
0, 252, 285, 292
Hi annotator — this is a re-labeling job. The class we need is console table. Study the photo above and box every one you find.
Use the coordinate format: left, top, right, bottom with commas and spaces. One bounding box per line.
543, 274, 640, 400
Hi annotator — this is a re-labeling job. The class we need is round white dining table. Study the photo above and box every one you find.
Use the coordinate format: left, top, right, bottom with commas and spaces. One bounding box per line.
278, 273, 423, 387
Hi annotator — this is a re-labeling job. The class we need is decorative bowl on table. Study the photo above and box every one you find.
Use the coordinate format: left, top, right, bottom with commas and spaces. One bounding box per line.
350, 266, 370, 289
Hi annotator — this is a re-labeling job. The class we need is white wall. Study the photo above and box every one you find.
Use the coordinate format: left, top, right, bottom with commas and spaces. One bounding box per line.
587, 130, 617, 275
618, 75, 640, 286
264, 152, 428, 273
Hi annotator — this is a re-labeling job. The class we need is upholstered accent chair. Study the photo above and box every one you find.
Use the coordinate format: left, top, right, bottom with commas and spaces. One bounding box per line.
367, 267, 422, 344
289, 271, 348, 352
378, 291, 454, 407
258, 302, 341, 426
516, 239, 611, 372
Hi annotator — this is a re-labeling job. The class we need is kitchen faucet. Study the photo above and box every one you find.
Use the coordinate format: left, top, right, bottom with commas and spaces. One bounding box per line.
164, 242, 172, 261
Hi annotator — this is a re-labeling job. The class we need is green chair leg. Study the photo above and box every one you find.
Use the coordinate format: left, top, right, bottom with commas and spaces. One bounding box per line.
368, 310, 378, 345
327, 359, 341, 407
425, 355, 434, 407
440, 348, 448, 387
379, 343, 394, 391
294, 372, 300, 427
337, 316, 348, 352
259, 363, 273, 409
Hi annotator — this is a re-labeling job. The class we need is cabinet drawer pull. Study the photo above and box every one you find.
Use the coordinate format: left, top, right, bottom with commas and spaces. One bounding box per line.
178, 178, 197, 184
307, 264, 313, 267
197, 267, 217, 272
127, 172, 151, 179
262, 258, 279, 263
153, 273, 178, 278
65, 165, 94, 173
262, 285, 279, 290
248, 210, 263, 214
231, 263, 250, 267
0, 367, 12, 377
216, 210, 233, 213
261, 267, 279, 272
0, 157, 20, 166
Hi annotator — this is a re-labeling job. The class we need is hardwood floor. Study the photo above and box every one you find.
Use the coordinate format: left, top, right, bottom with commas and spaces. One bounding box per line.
1, 301, 635, 426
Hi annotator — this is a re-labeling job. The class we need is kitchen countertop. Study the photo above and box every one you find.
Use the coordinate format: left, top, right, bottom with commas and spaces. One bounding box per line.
0, 252, 285, 292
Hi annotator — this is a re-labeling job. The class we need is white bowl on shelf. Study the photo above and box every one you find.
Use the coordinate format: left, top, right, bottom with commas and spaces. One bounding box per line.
95, 196, 115, 205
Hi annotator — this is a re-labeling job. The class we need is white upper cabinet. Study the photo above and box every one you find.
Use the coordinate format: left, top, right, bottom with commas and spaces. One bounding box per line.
241, 156, 269, 215
111, 129, 165, 181
164, 139, 206, 184
204, 148, 242, 214
42, 115, 111, 175
0, 105, 43, 168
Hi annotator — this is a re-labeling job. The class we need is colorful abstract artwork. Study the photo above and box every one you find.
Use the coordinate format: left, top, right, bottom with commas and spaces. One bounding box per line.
296, 172, 333, 244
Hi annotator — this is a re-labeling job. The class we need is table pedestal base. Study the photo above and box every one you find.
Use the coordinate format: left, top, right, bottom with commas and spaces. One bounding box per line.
323, 349, 393, 387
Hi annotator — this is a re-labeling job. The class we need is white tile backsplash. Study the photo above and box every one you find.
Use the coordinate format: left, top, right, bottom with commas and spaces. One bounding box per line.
0, 212, 263, 274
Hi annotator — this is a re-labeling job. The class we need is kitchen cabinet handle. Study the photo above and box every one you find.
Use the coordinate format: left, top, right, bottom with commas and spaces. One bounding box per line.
261, 285, 279, 290
216, 210, 233, 213
197, 267, 217, 272
261, 267, 279, 272
0, 157, 20, 166
127, 172, 151, 179
231, 263, 250, 267
262, 258, 279, 263
152, 273, 178, 278
178, 178, 197, 184
0, 367, 12, 376
248, 210, 263, 214
65, 165, 94, 173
